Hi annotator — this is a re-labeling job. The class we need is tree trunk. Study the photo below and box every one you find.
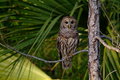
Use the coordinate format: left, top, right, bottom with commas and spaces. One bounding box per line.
88, 0, 101, 80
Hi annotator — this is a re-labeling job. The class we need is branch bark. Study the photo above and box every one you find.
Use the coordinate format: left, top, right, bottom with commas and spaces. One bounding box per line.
0, 43, 88, 63
88, 0, 101, 80
95, 36, 120, 53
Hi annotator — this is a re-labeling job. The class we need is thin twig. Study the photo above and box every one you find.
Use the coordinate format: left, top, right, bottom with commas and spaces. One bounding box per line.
0, 43, 88, 63
100, 32, 120, 47
100, 31, 112, 41
104, 70, 117, 80
95, 36, 120, 53
100, 35, 112, 41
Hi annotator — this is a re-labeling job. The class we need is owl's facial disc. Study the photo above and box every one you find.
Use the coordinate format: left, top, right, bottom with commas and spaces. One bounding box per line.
64, 18, 74, 29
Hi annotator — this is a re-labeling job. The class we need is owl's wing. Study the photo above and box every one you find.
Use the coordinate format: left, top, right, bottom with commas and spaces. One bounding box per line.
76, 32, 79, 47
57, 36, 62, 59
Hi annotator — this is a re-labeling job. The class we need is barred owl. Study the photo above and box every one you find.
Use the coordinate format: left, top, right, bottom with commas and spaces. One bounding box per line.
57, 16, 79, 69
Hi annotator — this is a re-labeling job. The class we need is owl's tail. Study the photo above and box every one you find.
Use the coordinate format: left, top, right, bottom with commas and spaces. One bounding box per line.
62, 57, 72, 69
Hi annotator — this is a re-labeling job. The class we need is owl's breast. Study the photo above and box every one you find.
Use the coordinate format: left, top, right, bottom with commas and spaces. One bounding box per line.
67, 38, 75, 46
60, 30, 78, 38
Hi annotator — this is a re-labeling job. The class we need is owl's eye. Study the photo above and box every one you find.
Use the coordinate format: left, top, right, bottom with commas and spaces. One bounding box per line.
71, 21, 74, 24
65, 21, 68, 24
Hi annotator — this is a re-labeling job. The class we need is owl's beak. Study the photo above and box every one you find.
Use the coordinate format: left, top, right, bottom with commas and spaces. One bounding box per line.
68, 25, 71, 28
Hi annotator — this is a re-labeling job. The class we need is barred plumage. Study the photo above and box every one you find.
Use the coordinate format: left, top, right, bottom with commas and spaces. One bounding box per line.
57, 16, 79, 69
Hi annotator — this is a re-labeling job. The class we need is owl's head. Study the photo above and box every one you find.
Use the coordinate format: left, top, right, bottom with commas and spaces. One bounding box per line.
60, 16, 77, 30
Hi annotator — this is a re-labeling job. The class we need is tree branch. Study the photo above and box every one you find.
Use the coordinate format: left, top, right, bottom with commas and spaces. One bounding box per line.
0, 43, 88, 63
100, 35, 112, 41
95, 36, 120, 53
100, 31, 112, 41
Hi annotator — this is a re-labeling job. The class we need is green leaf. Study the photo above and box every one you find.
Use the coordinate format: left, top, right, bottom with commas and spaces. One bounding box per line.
0, 53, 52, 80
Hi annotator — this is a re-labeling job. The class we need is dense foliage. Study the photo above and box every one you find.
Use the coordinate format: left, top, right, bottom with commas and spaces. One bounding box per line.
0, 0, 119, 80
